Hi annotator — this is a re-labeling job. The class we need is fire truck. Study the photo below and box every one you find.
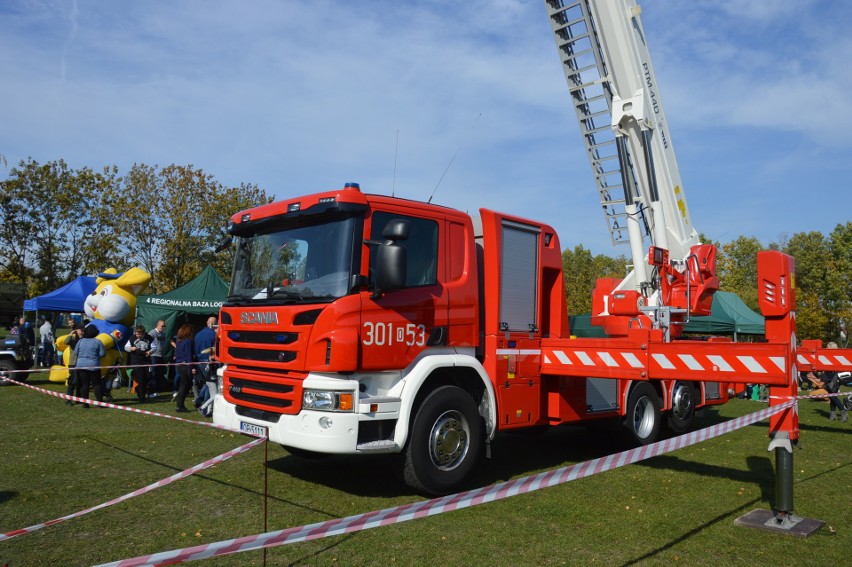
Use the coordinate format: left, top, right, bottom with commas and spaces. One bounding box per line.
212, 1, 847, 496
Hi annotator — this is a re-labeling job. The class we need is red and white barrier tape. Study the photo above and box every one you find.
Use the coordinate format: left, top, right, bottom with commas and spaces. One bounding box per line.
0, 375, 266, 543
0, 360, 199, 376
797, 391, 850, 400
96, 400, 797, 567
0, 436, 265, 543
0, 375, 239, 434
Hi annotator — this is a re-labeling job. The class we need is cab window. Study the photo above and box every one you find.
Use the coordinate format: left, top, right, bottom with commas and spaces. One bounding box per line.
370, 211, 438, 287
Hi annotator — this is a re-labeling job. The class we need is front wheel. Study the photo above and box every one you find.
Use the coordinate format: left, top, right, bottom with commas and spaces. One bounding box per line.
401, 385, 484, 495
843, 394, 852, 412
624, 382, 662, 445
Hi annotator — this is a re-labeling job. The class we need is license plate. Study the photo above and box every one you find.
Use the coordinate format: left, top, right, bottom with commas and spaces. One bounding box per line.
239, 422, 267, 437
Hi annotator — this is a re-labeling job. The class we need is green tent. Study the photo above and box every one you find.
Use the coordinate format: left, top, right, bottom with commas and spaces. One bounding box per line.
683, 291, 764, 338
136, 265, 228, 357
568, 291, 764, 340
569, 313, 608, 338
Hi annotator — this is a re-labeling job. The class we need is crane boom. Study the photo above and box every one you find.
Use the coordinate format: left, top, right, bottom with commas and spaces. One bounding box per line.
544, 0, 700, 300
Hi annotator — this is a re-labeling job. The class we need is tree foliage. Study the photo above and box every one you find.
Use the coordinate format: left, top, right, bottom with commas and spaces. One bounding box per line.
782, 226, 852, 344
562, 244, 626, 314
716, 235, 763, 312
0, 159, 271, 297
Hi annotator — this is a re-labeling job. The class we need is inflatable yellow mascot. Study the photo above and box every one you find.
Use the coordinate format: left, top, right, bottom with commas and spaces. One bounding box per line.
52, 267, 152, 383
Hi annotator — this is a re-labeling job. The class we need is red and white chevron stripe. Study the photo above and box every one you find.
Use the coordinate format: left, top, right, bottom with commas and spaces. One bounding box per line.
797, 351, 852, 369
542, 344, 788, 383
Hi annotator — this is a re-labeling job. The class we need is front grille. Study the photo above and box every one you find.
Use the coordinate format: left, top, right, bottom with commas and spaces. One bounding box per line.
229, 387, 292, 408
227, 331, 298, 345
223, 369, 304, 415
235, 406, 282, 423
229, 347, 296, 363
229, 377, 293, 394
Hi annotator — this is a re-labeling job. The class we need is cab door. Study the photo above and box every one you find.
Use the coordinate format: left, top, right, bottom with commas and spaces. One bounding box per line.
359, 209, 449, 371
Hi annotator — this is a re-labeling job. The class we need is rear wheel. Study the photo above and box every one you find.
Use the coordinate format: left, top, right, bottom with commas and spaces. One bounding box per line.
666, 381, 696, 434
401, 385, 483, 495
0, 359, 19, 386
624, 382, 661, 445
843, 394, 852, 412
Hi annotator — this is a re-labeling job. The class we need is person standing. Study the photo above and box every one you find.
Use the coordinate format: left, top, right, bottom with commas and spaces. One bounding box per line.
147, 319, 166, 398
14, 316, 36, 367
821, 342, 848, 422
39, 317, 55, 367
194, 317, 216, 373
173, 323, 196, 413
63, 323, 83, 405
125, 325, 153, 403
15, 316, 35, 345
193, 317, 217, 416
74, 325, 106, 408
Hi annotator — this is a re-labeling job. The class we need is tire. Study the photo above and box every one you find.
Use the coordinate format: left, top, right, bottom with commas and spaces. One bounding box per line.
401, 385, 484, 495
843, 394, 852, 412
624, 382, 662, 445
666, 381, 696, 434
0, 359, 20, 386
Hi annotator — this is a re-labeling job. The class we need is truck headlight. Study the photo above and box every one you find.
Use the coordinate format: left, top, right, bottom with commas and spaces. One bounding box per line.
302, 390, 354, 412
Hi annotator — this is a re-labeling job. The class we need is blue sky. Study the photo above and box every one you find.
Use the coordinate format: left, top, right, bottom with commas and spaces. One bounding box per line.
1, 0, 849, 255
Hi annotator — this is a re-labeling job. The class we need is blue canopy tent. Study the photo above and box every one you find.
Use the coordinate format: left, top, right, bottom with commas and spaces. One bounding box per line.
23, 276, 97, 313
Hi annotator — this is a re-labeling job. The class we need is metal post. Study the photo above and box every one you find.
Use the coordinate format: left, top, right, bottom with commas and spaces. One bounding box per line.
774, 445, 793, 514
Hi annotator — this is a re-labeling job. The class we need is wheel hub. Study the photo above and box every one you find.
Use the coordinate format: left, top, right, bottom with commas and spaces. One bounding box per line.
671, 383, 693, 420
633, 397, 655, 439
429, 410, 469, 470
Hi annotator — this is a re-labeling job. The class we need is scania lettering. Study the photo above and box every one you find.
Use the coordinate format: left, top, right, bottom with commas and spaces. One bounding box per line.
240, 311, 280, 325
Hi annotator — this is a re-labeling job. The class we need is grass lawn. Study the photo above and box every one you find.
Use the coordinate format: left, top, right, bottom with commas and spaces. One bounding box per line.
1, 372, 849, 566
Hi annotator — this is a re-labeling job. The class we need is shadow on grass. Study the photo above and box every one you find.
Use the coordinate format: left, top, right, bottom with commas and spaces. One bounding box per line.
266, 452, 407, 498
86, 437, 345, 520
637, 454, 774, 503
262, 406, 775, 498
0, 490, 18, 505
622, 496, 761, 565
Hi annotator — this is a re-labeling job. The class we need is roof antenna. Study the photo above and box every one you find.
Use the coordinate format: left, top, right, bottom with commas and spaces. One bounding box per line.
428, 112, 482, 204
392, 129, 399, 197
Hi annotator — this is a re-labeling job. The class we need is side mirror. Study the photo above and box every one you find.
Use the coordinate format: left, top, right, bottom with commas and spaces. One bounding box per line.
374, 219, 409, 292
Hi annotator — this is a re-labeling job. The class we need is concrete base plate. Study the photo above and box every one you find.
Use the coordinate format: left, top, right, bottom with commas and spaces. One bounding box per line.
734, 509, 825, 538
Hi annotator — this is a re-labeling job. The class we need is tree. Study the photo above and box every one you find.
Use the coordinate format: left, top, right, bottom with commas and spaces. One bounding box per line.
0, 159, 272, 299
112, 164, 272, 293
716, 236, 763, 312
784, 222, 852, 342
0, 159, 114, 296
825, 223, 852, 344
562, 245, 626, 314
784, 231, 833, 341
199, 182, 271, 279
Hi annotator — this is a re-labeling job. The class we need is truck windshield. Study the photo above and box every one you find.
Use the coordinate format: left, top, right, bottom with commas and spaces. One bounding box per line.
229, 216, 356, 304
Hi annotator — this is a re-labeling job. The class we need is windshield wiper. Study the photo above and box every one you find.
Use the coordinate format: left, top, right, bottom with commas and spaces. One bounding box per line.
269, 288, 305, 300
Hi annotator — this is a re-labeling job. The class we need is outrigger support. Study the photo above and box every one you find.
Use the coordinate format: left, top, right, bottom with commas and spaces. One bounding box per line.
735, 251, 825, 537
